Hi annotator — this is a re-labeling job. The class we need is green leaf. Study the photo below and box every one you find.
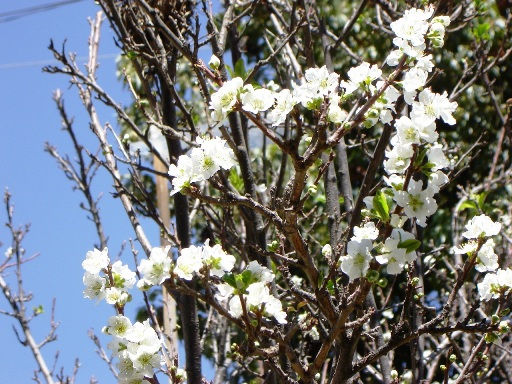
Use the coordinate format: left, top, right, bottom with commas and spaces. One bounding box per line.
222, 274, 237, 288
234, 58, 246, 79
473, 23, 490, 41
373, 190, 390, 222
225, 64, 234, 78
124, 51, 138, 59
33, 305, 44, 316
422, 162, 436, 172
415, 148, 428, 165
317, 272, 324, 289
458, 199, 478, 212
476, 192, 488, 210
326, 279, 335, 294
235, 274, 245, 289
241, 270, 253, 286
398, 239, 421, 253
229, 168, 244, 192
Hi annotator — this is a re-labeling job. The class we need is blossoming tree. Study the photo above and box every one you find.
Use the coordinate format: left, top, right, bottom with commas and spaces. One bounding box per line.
3, 0, 512, 383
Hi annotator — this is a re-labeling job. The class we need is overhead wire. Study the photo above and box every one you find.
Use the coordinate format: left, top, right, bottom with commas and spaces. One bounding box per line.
0, 0, 118, 70
0, 0, 86, 23
0, 53, 119, 70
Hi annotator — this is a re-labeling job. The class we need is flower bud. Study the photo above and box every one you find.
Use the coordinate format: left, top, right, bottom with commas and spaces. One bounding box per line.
499, 320, 510, 334
267, 240, 279, 252
484, 332, 499, 344
322, 244, 333, 258
209, 54, 220, 70
366, 270, 380, 283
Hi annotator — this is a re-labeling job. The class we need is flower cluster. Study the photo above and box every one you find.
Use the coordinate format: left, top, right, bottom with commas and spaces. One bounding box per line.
168, 136, 236, 195
208, 65, 349, 126
174, 240, 236, 280
380, 10, 456, 228
104, 316, 164, 383
450, 214, 511, 302
82, 247, 136, 306
137, 246, 173, 289
215, 261, 287, 324
340, 221, 419, 281
341, 8, 455, 282
453, 214, 502, 273
82, 248, 170, 382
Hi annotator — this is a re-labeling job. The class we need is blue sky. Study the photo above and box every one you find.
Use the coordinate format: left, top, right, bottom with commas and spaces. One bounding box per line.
0, 1, 187, 382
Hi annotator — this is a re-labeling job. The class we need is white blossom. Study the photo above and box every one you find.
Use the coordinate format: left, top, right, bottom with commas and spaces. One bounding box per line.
202, 240, 236, 277
427, 143, 450, 170
462, 214, 502, 239
124, 321, 161, 351
105, 287, 129, 306
390, 7, 434, 47
340, 239, 373, 281
303, 66, 339, 96
352, 222, 379, 242
384, 173, 405, 188
342, 62, 382, 94
375, 229, 417, 274
384, 143, 414, 174
190, 147, 220, 181
111, 260, 136, 289
196, 136, 236, 173
268, 89, 296, 126
327, 95, 348, 124
428, 171, 449, 193
246, 282, 270, 307
395, 115, 438, 145
264, 295, 287, 324
393, 179, 437, 227
104, 315, 132, 338
209, 77, 244, 121
83, 272, 106, 301
475, 239, 499, 273
402, 67, 428, 93
168, 155, 194, 195
411, 89, 457, 126
386, 50, 403, 66
175, 245, 203, 280
82, 247, 109, 274
215, 283, 235, 303
169, 137, 235, 195
116, 354, 139, 381
129, 346, 162, 378
452, 240, 478, 255
137, 246, 172, 287
241, 85, 275, 114
228, 296, 243, 318
4, 246, 13, 259
415, 54, 434, 73
246, 260, 274, 283
478, 269, 512, 301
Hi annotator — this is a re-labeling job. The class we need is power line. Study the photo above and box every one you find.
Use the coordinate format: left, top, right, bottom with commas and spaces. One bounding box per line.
0, 53, 119, 70
0, 0, 85, 23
